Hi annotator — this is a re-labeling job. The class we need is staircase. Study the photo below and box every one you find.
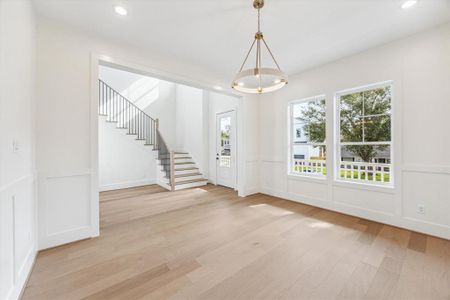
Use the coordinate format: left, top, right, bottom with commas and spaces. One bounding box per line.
98, 79, 207, 191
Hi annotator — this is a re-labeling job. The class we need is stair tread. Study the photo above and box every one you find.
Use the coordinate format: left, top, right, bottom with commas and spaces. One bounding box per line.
175, 178, 208, 186
174, 157, 192, 159
175, 152, 189, 154
174, 162, 195, 165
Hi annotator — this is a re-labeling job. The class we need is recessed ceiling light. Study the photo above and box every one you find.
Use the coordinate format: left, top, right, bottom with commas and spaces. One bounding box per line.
401, 0, 417, 9
214, 86, 223, 91
237, 82, 244, 87
114, 5, 127, 16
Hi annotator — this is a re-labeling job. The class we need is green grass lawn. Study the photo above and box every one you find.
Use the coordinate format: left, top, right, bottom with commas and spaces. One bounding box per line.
293, 166, 390, 182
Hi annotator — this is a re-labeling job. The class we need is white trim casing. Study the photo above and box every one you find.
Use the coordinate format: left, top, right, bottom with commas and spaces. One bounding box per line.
288, 95, 327, 179
334, 80, 394, 188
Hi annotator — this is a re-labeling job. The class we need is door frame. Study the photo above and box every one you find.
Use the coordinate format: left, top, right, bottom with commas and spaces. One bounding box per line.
90, 53, 247, 239
215, 110, 237, 190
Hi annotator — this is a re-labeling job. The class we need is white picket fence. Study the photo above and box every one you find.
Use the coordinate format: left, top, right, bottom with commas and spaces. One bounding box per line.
292, 159, 326, 175
339, 161, 391, 183
292, 159, 391, 183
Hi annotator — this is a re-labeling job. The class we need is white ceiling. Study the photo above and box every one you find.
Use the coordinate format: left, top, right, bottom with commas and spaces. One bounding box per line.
33, 0, 450, 82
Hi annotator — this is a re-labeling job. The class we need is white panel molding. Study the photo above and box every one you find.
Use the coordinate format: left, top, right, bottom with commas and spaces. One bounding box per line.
99, 178, 157, 192
332, 180, 396, 194
0, 174, 34, 194
260, 157, 284, 163
39, 168, 92, 179
288, 174, 327, 185
8, 247, 36, 300
38, 170, 97, 250
0, 174, 37, 300
402, 164, 450, 175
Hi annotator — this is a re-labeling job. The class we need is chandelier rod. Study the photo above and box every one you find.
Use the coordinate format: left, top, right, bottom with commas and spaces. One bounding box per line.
257, 38, 262, 91
262, 37, 281, 71
238, 38, 257, 72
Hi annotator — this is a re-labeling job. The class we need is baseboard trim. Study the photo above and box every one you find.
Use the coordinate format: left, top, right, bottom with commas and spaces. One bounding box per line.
99, 179, 157, 192
260, 187, 450, 240
240, 186, 259, 197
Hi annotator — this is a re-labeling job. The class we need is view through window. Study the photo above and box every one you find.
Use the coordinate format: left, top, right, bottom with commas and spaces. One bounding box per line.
337, 82, 393, 185
289, 96, 326, 177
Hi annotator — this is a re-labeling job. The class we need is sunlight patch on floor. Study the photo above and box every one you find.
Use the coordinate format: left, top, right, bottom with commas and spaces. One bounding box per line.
308, 221, 334, 228
249, 203, 294, 216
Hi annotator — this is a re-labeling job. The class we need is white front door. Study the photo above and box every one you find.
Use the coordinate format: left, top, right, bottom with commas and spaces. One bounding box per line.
216, 111, 236, 189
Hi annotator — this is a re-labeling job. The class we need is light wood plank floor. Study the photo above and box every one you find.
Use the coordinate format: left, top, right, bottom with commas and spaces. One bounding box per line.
23, 184, 450, 300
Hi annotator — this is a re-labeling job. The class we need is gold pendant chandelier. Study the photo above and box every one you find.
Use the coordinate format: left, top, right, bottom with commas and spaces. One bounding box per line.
232, 0, 287, 94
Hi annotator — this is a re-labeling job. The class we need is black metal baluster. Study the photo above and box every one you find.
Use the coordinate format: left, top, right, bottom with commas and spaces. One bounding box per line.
107, 85, 110, 120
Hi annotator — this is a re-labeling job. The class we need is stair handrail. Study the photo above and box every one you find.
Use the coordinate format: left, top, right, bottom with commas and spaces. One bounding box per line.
99, 79, 157, 122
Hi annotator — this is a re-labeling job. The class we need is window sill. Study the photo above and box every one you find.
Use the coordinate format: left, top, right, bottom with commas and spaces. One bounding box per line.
287, 173, 327, 184
333, 179, 395, 194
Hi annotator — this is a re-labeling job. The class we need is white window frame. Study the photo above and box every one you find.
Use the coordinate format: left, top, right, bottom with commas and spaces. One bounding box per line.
334, 81, 394, 187
288, 95, 327, 179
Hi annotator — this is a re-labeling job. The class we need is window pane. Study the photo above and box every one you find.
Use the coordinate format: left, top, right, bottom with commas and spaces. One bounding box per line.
219, 116, 231, 167
293, 99, 326, 143
340, 117, 363, 143
293, 122, 307, 143
363, 86, 391, 116
340, 92, 363, 117
339, 145, 391, 183
292, 145, 326, 176
364, 115, 391, 142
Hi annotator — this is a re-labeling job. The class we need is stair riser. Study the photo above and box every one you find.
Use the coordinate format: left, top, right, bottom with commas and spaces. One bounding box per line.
174, 181, 208, 190
174, 163, 196, 168
173, 158, 193, 164
174, 169, 199, 176
161, 175, 203, 184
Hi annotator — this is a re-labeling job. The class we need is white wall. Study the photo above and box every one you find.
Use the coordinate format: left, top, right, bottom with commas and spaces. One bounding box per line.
258, 22, 450, 239
98, 118, 157, 191
0, 0, 37, 299
176, 85, 206, 173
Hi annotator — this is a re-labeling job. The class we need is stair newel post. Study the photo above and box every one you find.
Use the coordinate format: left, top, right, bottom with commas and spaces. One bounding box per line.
170, 150, 175, 192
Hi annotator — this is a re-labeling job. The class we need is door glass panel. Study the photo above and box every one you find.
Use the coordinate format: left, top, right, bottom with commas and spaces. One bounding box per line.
219, 116, 231, 167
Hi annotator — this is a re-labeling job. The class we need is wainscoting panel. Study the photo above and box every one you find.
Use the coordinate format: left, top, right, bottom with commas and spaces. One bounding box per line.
244, 160, 259, 196
0, 175, 36, 300
287, 178, 327, 202
0, 192, 14, 299
260, 160, 287, 192
333, 185, 396, 215
38, 171, 95, 250
402, 171, 450, 226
